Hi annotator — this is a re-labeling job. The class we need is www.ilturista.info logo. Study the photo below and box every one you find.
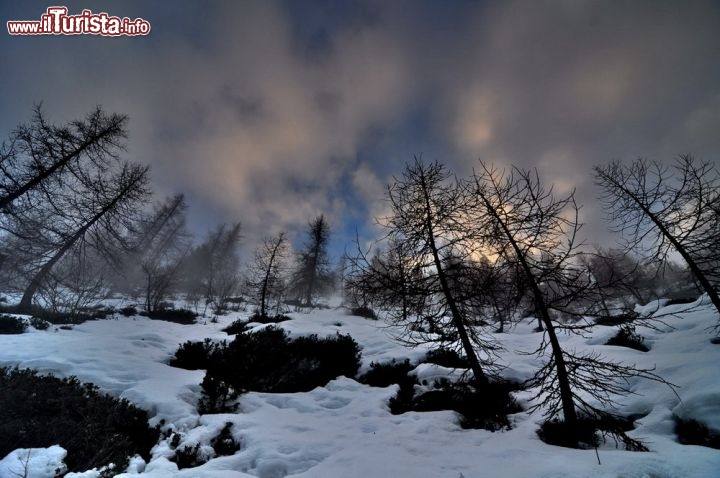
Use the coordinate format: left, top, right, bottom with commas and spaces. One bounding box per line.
7, 7, 150, 36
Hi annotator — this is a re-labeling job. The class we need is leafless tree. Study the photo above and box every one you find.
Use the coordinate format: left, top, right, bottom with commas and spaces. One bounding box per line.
183, 222, 242, 313
595, 155, 720, 318
470, 161, 671, 443
0, 105, 126, 213
248, 232, 288, 317
14, 162, 150, 311
124, 195, 190, 312
374, 159, 494, 385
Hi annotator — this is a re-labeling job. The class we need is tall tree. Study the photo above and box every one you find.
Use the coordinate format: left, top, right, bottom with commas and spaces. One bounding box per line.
16, 162, 150, 311
595, 156, 720, 318
380, 159, 491, 385
470, 161, 670, 445
292, 215, 331, 307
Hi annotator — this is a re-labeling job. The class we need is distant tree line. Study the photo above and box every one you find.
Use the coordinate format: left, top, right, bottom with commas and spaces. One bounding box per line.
0, 107, 341, 319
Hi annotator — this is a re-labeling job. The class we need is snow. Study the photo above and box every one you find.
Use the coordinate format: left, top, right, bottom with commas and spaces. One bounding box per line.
1, 300, 719, 477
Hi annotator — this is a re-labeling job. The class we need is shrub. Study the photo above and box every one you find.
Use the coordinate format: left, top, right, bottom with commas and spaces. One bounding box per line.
408, 379, 521, 431
248, 312, 291, 324
211, 422, 240, 456
537, 414, 648, 451
30, 316, 51, 330
594, 311, 638, 327
350, 306, 377, 320
605, 325, 649, 352
119, 306, 138, 317
172, 443, 206, 469
170, 339, 226, 370
1, 304, 109, 324
146, 308, 197, 325
665, 297, 698, 306
424, 348, 470, 368
198, 327, 362, 413
675, 417, 720, 449
0, 367, 159, 474
358, 359, 417, 414
0, 314, 27, 334
222, 319, 248, 335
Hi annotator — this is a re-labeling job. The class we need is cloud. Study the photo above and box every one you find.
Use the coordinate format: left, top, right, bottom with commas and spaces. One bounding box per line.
1, 0, 718, 252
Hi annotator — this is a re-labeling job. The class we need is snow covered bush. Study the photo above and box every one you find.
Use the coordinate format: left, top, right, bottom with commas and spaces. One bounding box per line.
0, 314, 27, 334
0, 367, 159, 475
29, 316, 51, 330
423, 348, 470, 368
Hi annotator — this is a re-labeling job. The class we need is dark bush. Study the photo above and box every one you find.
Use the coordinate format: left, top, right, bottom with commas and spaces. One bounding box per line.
350, 306, 377, 320
605, 325, 649, 352
30, 316, 51, 330
409, 379, 521, 431
665, 297, 698, 306
222, 319, 248, 335
675, 417, 720, 449
358, 359, 418, 414
0, 367, 160, 474
0, 304, 109, 324
594, 311, 638, 327
172, 443, 206, 469
0, 314, 27, 334
248, 312, 291, 324
424, 348, 470, 368
211, 422, 240, 456
146, 308, 197, 325
538, 414, 647, 451
198, 327, 362, 413
170, 339, 226, 370
119, 306, 138, 317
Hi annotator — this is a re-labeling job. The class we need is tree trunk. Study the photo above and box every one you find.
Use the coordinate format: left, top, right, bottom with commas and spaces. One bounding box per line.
419, 175, 488, 386
479, 193, 577, 426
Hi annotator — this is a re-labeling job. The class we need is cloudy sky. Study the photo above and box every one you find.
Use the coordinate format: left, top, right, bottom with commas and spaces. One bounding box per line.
2, 0, 719, 253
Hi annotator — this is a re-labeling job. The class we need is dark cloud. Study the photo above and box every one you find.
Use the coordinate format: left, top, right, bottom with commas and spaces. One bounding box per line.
1, 0, 718, 250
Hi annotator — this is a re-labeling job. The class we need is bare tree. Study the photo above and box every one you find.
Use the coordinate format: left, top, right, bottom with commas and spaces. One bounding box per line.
0, 105, 126, 213
248, 232, 288, 317
291, 215, 332, 307
595, 155, 720, 318
183, 223, 242, 313
125, 195, 190, 312
15, 162, 150, 311
376, 159, 493, 385
470, 162, 675, 446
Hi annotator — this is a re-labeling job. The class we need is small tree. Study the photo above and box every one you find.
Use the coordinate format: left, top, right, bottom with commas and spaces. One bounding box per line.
291, 215, 332, 307
595, 155, 720, 318
248, 232, 288, 317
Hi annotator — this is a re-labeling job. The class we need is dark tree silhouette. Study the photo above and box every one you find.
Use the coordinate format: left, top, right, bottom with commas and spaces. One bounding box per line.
292, 215, 331, 307
0, 106, 126, 213
17, 162, 150, 311
249, 232, 288, 317
470, 161, 673, 446
595, 156, 720, 319
377, 159, 492, 385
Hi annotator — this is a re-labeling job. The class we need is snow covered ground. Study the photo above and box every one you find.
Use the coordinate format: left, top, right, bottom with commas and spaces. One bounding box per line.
1, 297, 719, 477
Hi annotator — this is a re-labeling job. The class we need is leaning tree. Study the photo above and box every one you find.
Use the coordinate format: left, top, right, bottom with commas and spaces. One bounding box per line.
595, 155, 720, 319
